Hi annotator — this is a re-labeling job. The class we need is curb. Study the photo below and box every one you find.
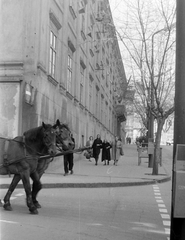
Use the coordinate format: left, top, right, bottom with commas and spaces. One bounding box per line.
0, 176, 171, 189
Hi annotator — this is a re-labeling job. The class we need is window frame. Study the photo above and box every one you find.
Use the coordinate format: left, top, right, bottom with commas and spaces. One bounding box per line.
67, 48, 73, 93
80, 63, 85, 104
49, 31, 57, 79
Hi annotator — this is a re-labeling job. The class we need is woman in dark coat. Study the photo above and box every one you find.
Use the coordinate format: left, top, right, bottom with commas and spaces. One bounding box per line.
92, 134, 102, 165
102, 139, 112, 165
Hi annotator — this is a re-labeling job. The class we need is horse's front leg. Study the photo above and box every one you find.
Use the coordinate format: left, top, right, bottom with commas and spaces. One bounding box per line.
30, 171, 42, 208
21, 171, 38, 214
3, 174, 21, 211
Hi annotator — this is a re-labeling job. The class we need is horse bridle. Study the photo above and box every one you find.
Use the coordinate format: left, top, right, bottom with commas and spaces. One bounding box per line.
42, 127, 56, 150
22, 127, 56, 156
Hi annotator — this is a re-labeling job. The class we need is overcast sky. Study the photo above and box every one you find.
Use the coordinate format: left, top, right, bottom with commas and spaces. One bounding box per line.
108, 0, 176, 79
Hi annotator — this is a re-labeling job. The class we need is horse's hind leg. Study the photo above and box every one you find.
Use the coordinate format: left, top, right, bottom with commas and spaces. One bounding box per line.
3, 174, 21, 211
30, 171, 42, 208
21, 171, 38, 214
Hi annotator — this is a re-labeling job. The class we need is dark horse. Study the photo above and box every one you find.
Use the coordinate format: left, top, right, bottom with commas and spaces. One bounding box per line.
31, 119, 74, 209
1, 120, 74, 214
0, 122, 57, 214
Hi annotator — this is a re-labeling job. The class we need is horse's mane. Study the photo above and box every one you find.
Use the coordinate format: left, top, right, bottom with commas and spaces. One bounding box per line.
24, 126, 43, 141
59, 123, 70, 131
53, 119, 71, 132
24, 124, 51, 141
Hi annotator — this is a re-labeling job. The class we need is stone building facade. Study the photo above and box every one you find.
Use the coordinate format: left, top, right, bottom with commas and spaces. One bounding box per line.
0, 0, 127, 148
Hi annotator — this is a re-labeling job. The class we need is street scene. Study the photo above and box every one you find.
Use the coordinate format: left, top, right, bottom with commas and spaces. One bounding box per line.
1, 0, 184, 239
0, 145, 172, 240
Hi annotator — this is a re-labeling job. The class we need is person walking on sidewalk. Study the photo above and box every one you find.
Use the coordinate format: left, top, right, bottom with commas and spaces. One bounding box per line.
63, 134, 75, 176
85, 136, 94, 162
92, 134, 102, 165
102, 139, 112, 165
112, 136, 117, 164
114, 137, 124, 166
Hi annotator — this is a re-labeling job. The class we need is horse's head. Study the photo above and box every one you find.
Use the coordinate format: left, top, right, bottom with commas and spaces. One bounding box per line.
24, 123, 57, 156
41, 122, 56, 156
53, 119, 75, 151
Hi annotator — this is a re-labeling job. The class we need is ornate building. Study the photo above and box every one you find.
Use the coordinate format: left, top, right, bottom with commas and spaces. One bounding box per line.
0, 0, 127, 148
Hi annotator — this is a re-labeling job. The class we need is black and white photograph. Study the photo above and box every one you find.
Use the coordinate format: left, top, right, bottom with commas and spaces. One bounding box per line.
0, 0, 183, 239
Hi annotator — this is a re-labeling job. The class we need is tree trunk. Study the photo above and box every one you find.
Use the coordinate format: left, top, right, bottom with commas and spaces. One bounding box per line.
152, 118, 165, 175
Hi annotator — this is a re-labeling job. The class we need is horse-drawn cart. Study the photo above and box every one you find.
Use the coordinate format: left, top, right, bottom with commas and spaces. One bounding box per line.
0, 127, 89, 215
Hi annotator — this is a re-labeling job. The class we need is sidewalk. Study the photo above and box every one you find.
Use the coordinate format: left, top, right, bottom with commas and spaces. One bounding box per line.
0, 145, 171, 189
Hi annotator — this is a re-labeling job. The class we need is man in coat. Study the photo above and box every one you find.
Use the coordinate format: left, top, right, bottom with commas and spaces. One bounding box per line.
92, 134, 102, 165
102, 139, 112, 165
63, 134, 75, 175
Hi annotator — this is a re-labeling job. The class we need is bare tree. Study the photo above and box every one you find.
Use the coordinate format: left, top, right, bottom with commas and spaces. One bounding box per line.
112, 0, 176, 174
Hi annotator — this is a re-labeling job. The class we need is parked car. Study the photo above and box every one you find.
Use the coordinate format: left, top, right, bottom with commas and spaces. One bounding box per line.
166, 139, 173, 145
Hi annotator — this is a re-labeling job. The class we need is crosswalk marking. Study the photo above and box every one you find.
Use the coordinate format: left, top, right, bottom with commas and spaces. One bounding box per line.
158, 204, 166, 208
154, 192, 161, 195
161, 214, 170, 219
159, 208, 168, 213
165, 228, 170, 234
153, 185, 170, 239
163, 221, 171, 226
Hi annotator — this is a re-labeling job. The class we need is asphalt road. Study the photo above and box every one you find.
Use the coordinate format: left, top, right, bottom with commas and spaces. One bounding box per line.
0, 145, 173, 240
0, 181, 171, 240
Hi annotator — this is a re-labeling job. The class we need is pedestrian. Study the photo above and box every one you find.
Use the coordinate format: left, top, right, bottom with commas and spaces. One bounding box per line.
63, 133, 75, 176
92, 134, 102, 165
114, 137, 124, 166
111, 136, 117, 164
126, 136, 129, 144
102, 139, 112, 165
85, 136, 94, 162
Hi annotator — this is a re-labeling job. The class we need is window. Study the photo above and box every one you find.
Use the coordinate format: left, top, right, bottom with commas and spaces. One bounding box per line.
69, 0, 77, 19
89, 75, 93, 112
67, 48, 73, 93
105, 102, 108, 127
96, 87, 99, 117
67, 39, 76, 94
81, 15, 86, 40
89, 83, 92, 111
49, 31, 57, 78
90, 14, 95, 27
101, 96, 104, 122
80, 59, 86, 104
80, 64, 85, 104
82, 15, 85, 32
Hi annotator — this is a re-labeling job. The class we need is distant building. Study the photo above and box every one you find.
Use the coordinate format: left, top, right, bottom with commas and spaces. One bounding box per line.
0, 0, 127, 147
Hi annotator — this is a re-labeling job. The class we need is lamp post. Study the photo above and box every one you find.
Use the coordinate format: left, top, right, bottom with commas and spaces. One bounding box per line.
148, 25, 175, 168
148, 30, 161, 167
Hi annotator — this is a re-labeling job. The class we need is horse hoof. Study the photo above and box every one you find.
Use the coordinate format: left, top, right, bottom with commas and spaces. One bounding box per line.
34, 202, 41, 209
30, 208, 38, 215
3, 204, 12, 211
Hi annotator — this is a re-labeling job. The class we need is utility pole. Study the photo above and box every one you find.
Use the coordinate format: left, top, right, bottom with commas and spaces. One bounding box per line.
148, 30, 156, 168
170, 0, 185, 239
148, 30, 161, 168
149, 25, 176, 171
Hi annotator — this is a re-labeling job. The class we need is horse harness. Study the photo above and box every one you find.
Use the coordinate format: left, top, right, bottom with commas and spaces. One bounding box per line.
1, 136, 39, 169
